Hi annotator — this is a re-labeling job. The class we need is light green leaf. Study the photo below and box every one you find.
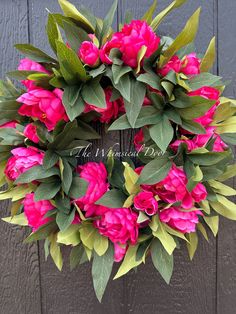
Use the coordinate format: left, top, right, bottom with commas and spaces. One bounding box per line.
142, 0, 158, 24
217, 164, 236, 182
123, 162, 140, 195
151, 238, 174, 284
0, 184, 35, 201
153, 220, 176, 255
204, 216, 219, 237
200, 37, 216, 72
136, 46, 147, 74
186, 232, 198, 260
93, 232, 109, 256
57, 224, 80, 246
210, 194, 236, 220
92, 244, 114, 302
100, 0, 118, 43
50, 234, 63, 271
79, 223, 97, 250
208, 180, 236, 196
2, 213, 28, 226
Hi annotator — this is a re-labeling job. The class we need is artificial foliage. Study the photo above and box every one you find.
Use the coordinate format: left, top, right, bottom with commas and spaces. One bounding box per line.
1, 0, 236, 302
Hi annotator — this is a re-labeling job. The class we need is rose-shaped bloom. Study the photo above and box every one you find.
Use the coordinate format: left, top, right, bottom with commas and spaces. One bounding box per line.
17, 88, 68, 131
24, 123, 39, 143
134, 129, 144, 151
76, 162, 109, 207
170, 138, 198, 152
79, 41, 100, 67
100, 33, 123, 64
188, 86, 220, 127
159, 207, 201, 233
194, 127, 227, 152
134, 191, 158, 216
18, 58, 49, 90
158, 55, 182, 77
94, 205, 139, 245
85, 88, 124, 123
181, 53, 201, 76
114, 243, 127, 262
23, 193, 54, 231
150, 165, 207, 209
4, 147, 44, 181
0, 121, 17, 128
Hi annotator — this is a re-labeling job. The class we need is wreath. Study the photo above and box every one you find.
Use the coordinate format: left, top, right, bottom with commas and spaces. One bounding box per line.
1, 0, 236, 302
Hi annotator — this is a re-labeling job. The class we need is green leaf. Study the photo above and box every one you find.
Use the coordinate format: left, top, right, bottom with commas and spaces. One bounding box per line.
2, 213, 28, 226
159, 8, 201, 66
50, 234, 63, 271
200, 37, 216, 72
63, 20, 89, 53
62, 86, 85, 121
61, 159, 73, 194
82, 80, 106, 108
114, 245, 142, 279
58, 0, 94, 32
15, 165, 59, 184
0, 184, 35, 202
57, 224, 80, 246
181, 119, 206, 134
153, 220, 176, 255
69, 245, 84, 270
96, 189, 127, 208
56, 209, 75, 232
24, 221, 58, 243
188, 73, 222, 90
188, 151, 230, 166
113, 73, 131, 102
204, 216, 219, 237
123, 162, 140, 195
112, 64, 132, 84
151, 238, 174, 284
47, 13, 63, 53
56, 40, 87, 84
69, 176, 88, 199
142, 0, 157, 24
136, 46, 147, 74
149, 115, 174, 152
217, 164, 236, 182
186, 232, 198, 260
79, 223, 97, 250
151, 0, 187, 30
208, 180, 236, 196
210, 195, 236, 220
92, 244, 114, 303
100, 0, 118, 43
15, 44, 57, 63
43, 150, 59, 170
0, 128, 24, 146
34, 181, 61, 201
137, 72, 161, 90
93, 232, 109, 256
124, 78, 146, 127
138, 157, 172, 185
177, 97, 215, 120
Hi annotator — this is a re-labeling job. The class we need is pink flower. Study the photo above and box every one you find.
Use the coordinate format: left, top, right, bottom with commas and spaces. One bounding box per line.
134, 191, 158, 216
17, 88, 68, 131
24, 123, 39, 143
114, 243, 127, 262
188, 86, 220, 127
0, 121, 17, 128
148, 165, 207, 209
79, 41, 100, 67
23, 193, 54, 231
18, 58, 49, 90
159, 207, 201, 233
181, 53, 201, 76
4, 147, 44, 181
101, 20, 160, 68
158, 55, 182, 77
170, 138, 197, 152
134, 129, 144, 151
85, 88, 124, 123
76, 162, 109, 207
94, 205, 139, 245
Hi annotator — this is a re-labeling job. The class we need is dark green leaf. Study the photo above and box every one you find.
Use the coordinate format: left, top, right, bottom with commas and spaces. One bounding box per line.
56, 209, 75, 231
96, 189, 127, 208
70, 245, 84, 270
188, 151, 230, 166
15, 44, 57, 63
69, 176, 88, 199
188, 73, 223, 90
137, 72, 161, 90
82, 80, 106, 108
43, 150, 59, 170
15, 165, 60, 184
24, 221, 58, 243
112, 64, 132, 84
47, 14, 62, 53
61, 159, 73, 194
63, 86, 85, 121
34, 181, 61, 201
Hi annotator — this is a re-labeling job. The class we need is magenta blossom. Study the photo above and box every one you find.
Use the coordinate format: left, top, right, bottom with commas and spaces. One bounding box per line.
18, 58, 49, 90
79, 41, 100, 67
4, 147, 44, 181
160, 207, 201, 233
134, 191, 158, 216
114, 243, 127, 262
24, 123, 39, 143
17, 88, 68, 131
0, 121, 17, 128
134, 129, 144, 151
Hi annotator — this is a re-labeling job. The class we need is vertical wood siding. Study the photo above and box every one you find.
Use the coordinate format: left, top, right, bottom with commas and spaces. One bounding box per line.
0, 0, 235, 313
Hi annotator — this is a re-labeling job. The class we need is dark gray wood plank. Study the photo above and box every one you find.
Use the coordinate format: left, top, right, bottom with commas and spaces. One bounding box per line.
28, 1, 124, 313
217, 1, 236, 314
119, 1, 217, 313
0, 1, 41, 314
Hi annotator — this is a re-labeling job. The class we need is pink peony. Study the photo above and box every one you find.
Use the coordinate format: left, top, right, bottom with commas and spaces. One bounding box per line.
100, 20, 160, 68
76, 162, 109, 207
94, 205, 139, 245
85, 88, 124, 123
193, 127, 227, 152
188, 86, 220, 127
0, 121, 17, 128
18, 58, 49, 90
134, 191, 158, 216
23, 193, 54, 231
158, 55, 182, 77
159, 207, 201, 233
79, 41, 100, 67
134, 129, 144, 151
114, 243, 127, 262
24, 123, 39, 143
148, 164, 207, 209
17, 88, 68, 131
181, 53, 201, 76
4, 147, 44, 181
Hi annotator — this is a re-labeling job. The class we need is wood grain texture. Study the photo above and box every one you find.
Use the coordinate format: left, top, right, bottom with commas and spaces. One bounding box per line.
120, 1, 217, 313
28, 1, 124, 313
217, 1, 236, 314
0, 1, 41, 314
